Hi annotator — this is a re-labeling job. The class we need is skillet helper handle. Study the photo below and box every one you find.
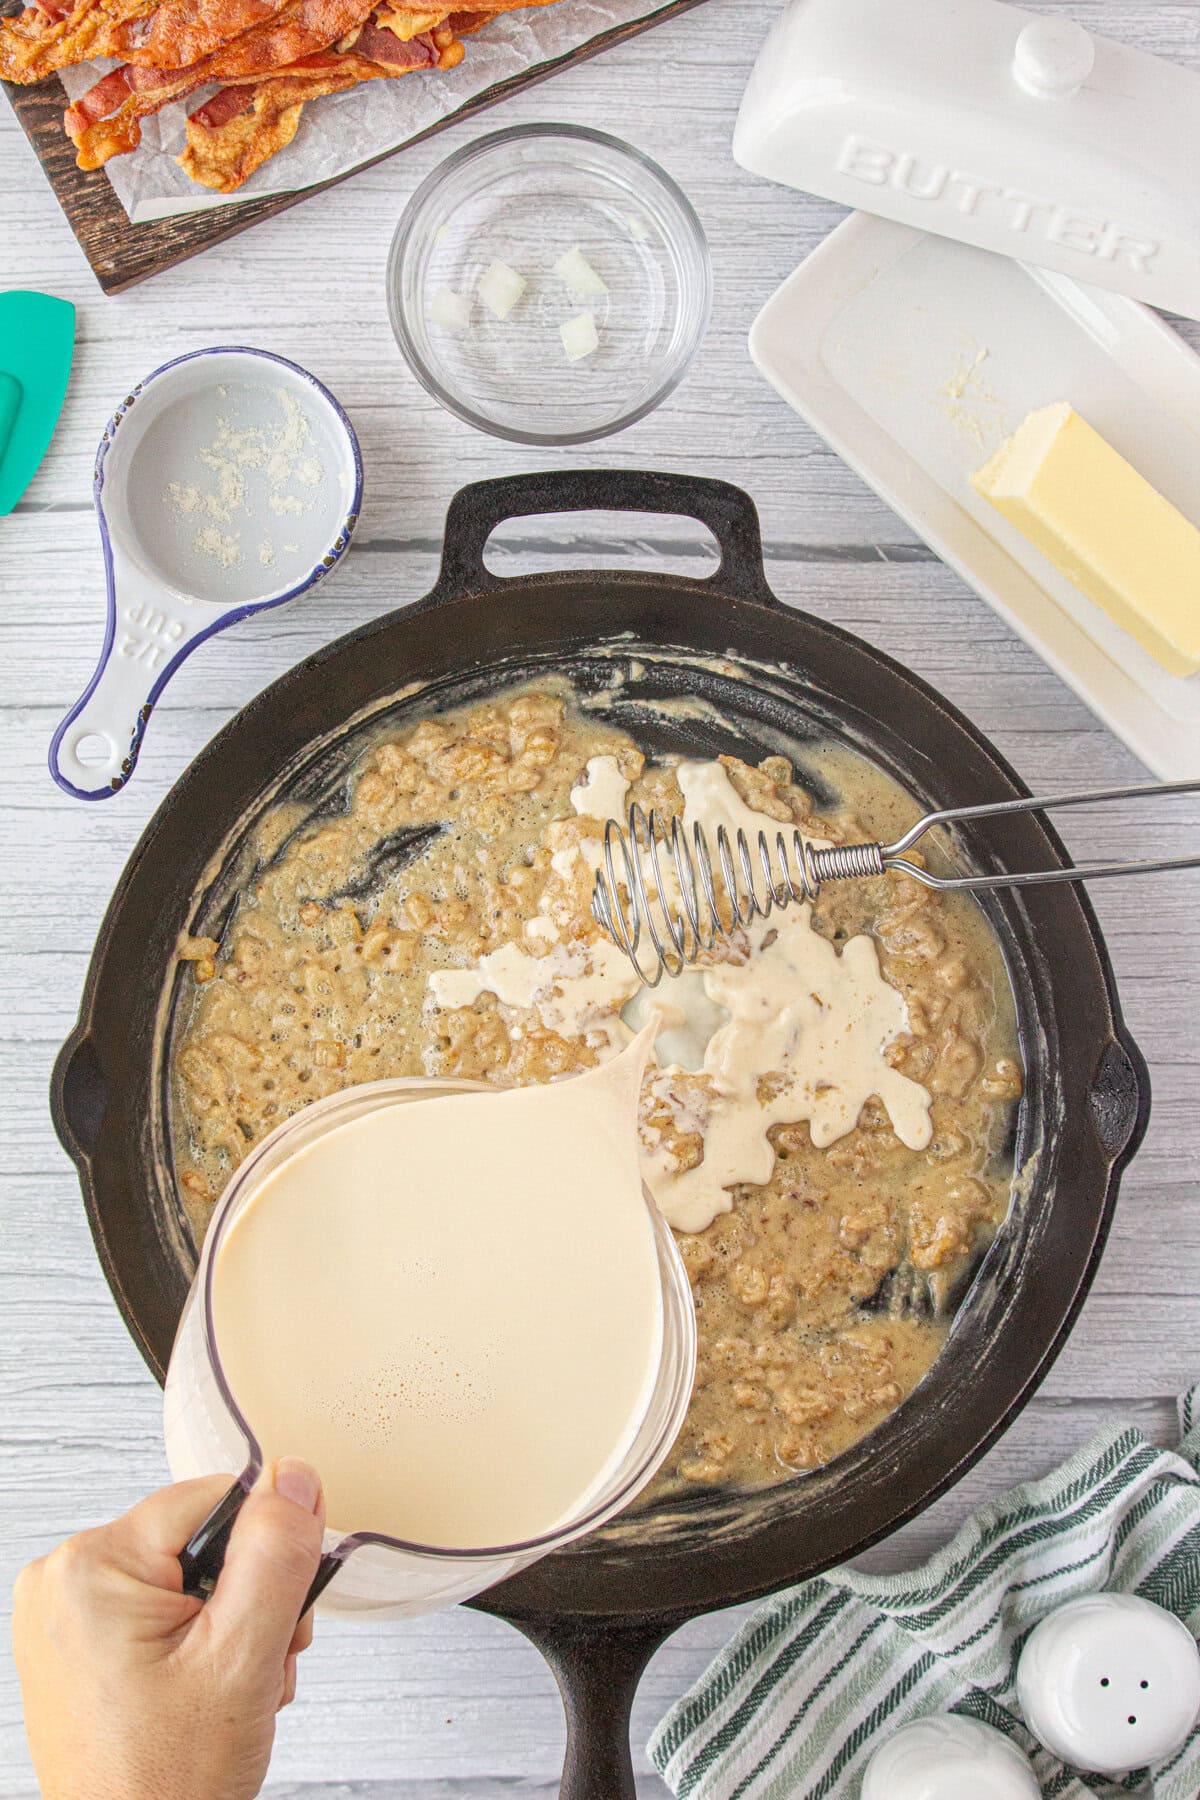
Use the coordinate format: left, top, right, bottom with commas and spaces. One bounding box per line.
1088, 1033, 1150, 1165
510, 1613, 673, 1800
431, 469, 779, 609
178, 1478, 341, 1614
50, 1027, 107, 1165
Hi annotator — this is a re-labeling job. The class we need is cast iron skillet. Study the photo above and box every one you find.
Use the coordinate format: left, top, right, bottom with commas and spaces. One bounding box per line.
52, 471, 1149, 1799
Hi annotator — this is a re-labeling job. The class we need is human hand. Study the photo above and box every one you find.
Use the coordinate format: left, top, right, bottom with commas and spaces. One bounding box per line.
13, 1458, 325, 1800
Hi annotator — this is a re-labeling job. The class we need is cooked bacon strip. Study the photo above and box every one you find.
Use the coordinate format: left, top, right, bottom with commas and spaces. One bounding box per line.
6, 0, 567, 191
0, 0, 302, 78
114, 0, 468, 65
180, 74, 354, 190
347, 15, 445, 59
448, 0, 576, 14
62, 57, 210, 165
0, 0, 528, 83
63, 62, 213, 167
183, 0, 378, 80
63, 0, 379, 168
0, 0, 155, 82
179, 25, 458, 191
364, 0, 562, 45
109, 0, 293, 68
177, 0, 570, 191
367, 5, 450, 39
188, 81, 267, 132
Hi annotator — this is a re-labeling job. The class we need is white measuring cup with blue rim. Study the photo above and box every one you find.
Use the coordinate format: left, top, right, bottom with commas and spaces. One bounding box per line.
50, 345, 362, 800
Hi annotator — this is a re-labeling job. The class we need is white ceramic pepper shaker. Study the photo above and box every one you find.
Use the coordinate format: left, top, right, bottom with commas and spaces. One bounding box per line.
1016, 1593, 1200, 1774
861, 1715, 1041, 1800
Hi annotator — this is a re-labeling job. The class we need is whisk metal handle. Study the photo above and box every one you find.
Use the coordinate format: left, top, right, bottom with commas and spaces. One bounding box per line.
591, 774, 1200, 986
886, 776, 1200, 891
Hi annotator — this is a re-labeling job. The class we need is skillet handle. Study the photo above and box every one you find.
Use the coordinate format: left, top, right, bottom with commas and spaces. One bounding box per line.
509, 1612, 674, 1800
427, 470, 780, 610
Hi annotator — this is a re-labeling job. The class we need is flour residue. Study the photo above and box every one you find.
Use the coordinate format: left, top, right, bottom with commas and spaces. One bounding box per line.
193, 524, 240, 569
936, 341, 1011, 448
163, 385, 325, 571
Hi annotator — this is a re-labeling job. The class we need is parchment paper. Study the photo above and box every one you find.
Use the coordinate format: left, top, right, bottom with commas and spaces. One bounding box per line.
56, 1, 685, 225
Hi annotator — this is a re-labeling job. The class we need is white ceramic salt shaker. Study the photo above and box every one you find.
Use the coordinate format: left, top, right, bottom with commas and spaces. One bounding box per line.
861, 1715, 1041, 1800
1016, 1593, 1200, 1774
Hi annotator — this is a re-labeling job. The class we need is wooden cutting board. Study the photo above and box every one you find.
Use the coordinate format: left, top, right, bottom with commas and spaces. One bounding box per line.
2, 0, 707, 294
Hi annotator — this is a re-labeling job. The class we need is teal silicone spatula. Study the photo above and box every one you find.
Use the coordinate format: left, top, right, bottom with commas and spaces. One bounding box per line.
0, 292, 75, 515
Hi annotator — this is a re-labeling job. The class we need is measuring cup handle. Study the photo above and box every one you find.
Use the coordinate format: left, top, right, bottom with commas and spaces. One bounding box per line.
179, 1478, 342, 1615
49, 543, 208, 799
179, 1478, 247, 1599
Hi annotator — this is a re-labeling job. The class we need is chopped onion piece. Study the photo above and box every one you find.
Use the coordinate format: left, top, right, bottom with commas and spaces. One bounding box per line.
560, 312, 599, 363
624, 211, 652, 242
478, 259, 526, 320
430, 286, 471, 333
553, 246, 608, 297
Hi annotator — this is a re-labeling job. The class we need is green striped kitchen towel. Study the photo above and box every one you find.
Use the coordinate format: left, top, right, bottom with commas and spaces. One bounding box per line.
649, 1388, 1200, 1800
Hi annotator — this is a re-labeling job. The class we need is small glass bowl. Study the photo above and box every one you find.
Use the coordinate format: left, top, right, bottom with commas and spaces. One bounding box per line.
387, 124, 712, 445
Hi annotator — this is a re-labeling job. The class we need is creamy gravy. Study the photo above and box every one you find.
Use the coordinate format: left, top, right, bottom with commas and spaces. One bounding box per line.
431, 755, 932, 1234
645, 914, 933, 1234
211, 1043, 662, 1547
173, 686, 1022, 1498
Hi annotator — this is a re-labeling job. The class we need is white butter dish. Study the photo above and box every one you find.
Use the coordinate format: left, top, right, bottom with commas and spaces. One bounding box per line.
748, 214, 1200, 779
733, 0, 1200, 322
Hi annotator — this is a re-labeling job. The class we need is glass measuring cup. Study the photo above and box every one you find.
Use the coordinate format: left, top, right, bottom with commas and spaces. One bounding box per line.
49, 346, 361, 801
165, 1077, 697, 1618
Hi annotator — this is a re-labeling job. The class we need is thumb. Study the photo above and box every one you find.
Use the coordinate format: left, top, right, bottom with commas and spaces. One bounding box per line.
204, 1458, 325, 1666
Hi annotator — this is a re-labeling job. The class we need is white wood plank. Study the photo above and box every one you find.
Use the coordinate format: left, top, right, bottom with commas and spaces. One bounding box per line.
2, 0, 1199, 1793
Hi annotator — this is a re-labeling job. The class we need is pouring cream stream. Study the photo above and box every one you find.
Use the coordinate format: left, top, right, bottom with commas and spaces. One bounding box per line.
430, 756, 933, 1234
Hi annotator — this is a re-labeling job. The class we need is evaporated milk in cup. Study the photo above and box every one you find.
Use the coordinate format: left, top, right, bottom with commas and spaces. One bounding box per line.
205, 1040, 665, 1547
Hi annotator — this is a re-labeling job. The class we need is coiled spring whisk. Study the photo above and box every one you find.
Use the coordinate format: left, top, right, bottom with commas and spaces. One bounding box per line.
591, 777, 1200, 987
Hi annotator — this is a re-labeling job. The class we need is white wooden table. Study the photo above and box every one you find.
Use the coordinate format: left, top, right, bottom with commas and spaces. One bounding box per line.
3, 3, 1199, 1794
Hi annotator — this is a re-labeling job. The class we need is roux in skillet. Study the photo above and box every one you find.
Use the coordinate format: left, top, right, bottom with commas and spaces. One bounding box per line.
172, 684, 1022, 1497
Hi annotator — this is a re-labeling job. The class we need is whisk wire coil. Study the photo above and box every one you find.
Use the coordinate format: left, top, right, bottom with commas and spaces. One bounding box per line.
595, 805, 833, 987
592, 776, 1200, 988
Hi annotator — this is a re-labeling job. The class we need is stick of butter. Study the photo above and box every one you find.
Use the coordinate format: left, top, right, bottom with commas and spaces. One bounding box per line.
971, 403, 1200, 678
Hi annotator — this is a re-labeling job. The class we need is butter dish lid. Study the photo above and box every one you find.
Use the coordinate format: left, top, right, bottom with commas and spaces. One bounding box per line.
732, 0, 1200, 322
